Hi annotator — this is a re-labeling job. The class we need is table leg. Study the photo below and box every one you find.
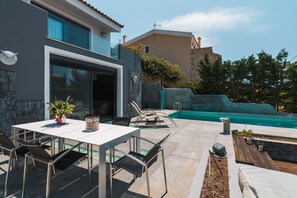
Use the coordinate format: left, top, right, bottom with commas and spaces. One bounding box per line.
58, 138, 64, 152
12, 128, 18, 169
98, 148, 106, 198
135, 130, 141, 153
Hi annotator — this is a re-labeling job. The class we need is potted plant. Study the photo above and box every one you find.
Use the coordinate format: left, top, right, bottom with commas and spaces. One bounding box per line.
48, 96, 75, 124
232, 129, 254, 144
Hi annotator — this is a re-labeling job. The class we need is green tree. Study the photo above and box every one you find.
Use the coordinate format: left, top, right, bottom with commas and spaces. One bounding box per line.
229, 58, 248, 102
197, 55, 227, 94
141, 55, 183, 84
246, 55, 258, 102
284, 62, 297, 112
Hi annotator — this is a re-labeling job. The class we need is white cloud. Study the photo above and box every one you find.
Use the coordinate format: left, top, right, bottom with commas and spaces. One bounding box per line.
157, 7, 266, 47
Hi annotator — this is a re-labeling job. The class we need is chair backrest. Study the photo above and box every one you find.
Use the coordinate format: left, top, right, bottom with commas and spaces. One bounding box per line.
144, 134, 170, 166
112, 117, 131, 126
131, 101, 143, 113
13, 115, 39, 125
130, 102, 144, 116
0, 132, 16, 156
18, 139, 51, 170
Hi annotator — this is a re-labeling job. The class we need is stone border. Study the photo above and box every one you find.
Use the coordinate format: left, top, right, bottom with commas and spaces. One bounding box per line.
188, 148, 209, 198
188, 146, 241, 198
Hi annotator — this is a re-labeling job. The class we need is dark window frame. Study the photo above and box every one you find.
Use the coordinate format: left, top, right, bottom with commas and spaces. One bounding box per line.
32, 1, 90, 49
144, 46, 150, 54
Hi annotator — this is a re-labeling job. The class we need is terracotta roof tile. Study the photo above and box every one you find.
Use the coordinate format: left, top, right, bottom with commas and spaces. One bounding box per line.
78, 0, 124, 28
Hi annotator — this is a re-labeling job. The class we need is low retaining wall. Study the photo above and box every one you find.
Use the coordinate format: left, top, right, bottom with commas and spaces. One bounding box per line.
260, 141, 297, 163
163, 87, 278, 115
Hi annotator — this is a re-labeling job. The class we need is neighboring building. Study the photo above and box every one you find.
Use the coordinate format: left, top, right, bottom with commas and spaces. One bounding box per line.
0, 0, 141, 134
125, 29, 221, 83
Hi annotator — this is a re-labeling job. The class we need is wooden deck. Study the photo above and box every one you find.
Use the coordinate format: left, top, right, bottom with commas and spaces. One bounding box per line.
274, 160, 297, 175
232, 135, 278, 170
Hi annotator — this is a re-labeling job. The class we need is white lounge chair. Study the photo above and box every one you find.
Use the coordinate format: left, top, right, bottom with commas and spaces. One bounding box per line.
131, 101, 177, 127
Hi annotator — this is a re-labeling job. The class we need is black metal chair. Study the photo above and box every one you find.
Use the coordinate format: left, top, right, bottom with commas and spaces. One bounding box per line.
13, 115, 39, 140
19, 140, 87, 198
112, 117, 131, 127
0, 132, 30, 197
109, 134, 170, 198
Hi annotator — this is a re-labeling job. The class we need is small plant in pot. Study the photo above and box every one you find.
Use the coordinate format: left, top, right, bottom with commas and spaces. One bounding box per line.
48, 96, 75, 124
232, 129, 254, 144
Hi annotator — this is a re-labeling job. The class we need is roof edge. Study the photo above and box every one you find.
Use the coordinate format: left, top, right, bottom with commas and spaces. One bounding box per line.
78, 0, 124, 28
125, 29, 193, 45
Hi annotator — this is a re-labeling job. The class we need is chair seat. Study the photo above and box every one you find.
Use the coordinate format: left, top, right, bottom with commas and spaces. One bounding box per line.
113, 151, 145, 177
53, 150, 87, 171
15, 146, 29, 157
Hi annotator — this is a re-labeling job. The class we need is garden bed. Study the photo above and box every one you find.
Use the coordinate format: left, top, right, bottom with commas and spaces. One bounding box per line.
200, 156, 229, 198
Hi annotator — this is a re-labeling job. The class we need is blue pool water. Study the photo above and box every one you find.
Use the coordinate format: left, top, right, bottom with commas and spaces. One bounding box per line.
169, 111, 297, 129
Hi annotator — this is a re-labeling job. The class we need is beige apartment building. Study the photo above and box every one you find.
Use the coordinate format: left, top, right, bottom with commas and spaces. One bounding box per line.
125, 29, 221, 83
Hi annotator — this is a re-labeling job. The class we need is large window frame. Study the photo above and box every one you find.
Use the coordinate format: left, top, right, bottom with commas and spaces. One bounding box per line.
48, 14, 90, 49
50, 55, 117, 120
33, 2, 90, 49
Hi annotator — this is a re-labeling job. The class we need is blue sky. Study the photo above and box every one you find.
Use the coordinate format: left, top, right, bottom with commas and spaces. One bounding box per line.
86, 0, 297, 62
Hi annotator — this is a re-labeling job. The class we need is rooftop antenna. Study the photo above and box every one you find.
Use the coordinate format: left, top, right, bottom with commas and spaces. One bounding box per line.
153, 22, 161, 29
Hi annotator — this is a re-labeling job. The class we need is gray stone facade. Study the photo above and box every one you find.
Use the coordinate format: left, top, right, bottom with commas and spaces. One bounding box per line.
0, 69, 45, 135
259, 141, 297, 163
119, 46, 142, 117
0, 70, 16, 134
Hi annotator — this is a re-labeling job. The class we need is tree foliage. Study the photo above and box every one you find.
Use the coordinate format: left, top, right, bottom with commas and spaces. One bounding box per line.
141, 55, 183, 83
125, 45, 183, 85
195, 49, 297, 113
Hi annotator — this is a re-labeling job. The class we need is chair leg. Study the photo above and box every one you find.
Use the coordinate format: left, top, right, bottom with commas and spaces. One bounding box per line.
4, 153, 13, 197
45, 164, 51, 198
145, 165, 151, 198
91, 144, 93, 168
161, 150, 168, 193
128, 139, 132, 151
22, 156, 28, 198
87, 144, 91, 184
109, 150, 113, 198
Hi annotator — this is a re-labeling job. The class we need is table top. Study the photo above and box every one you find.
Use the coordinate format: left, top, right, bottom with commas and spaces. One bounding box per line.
12, 119, 140, 148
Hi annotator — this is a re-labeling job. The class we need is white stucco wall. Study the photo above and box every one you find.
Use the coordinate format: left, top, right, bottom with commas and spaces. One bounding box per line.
92, 30, 111, 56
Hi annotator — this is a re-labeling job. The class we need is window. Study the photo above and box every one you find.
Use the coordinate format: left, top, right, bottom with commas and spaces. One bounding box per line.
48, 14, 90, 49
144, 46, 150, 54
51, 63, 91, 119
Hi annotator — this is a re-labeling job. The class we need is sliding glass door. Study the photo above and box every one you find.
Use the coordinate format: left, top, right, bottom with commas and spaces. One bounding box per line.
50, 55, 118, 121
51, 64, 91, 119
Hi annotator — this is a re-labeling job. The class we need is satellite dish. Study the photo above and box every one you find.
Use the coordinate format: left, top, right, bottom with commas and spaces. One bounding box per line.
0, 50, 18, 65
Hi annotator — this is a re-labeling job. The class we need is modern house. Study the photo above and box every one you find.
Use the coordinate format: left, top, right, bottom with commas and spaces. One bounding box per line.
0, 0, 141, 134
125, 29, 221, 83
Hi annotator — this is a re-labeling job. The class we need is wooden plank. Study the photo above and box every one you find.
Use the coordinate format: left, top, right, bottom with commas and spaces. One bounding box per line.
249, 144, 264, 167
233, 136, 248, 164
238, 137, 254, 165
274, 160, 297, 175
232, 136, 240, 162
262, 152, 279, 170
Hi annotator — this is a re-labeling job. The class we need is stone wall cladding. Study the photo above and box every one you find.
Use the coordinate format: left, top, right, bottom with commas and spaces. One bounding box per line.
0, 70, 45, 135
0, 70, 16, 135
261, 141, 297, 163
16, 101, 44, 121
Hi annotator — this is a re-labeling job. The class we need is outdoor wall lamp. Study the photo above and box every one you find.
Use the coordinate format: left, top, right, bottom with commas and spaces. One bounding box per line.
0, 50, 18, 65
131, 74, 138, 82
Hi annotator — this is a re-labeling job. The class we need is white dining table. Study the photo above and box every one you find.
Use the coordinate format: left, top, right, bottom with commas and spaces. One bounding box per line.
11, 118, 140, 197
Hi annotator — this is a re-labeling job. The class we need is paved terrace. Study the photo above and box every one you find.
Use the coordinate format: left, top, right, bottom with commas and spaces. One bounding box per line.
1, 111, 296, 197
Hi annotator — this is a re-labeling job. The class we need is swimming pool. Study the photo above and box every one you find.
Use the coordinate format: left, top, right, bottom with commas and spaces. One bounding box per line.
169, 111, 297, 129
